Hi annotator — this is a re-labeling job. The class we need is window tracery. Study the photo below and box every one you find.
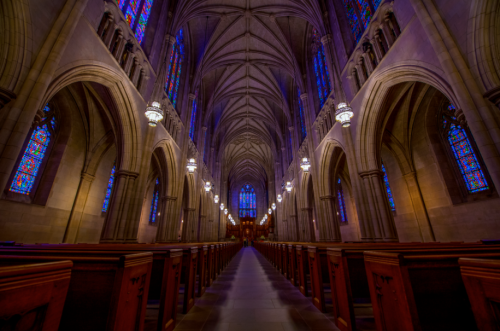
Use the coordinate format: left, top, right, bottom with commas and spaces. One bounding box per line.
9, 104, 56, 195
165, 29, 184, 109
312, 28, 332, 111
297, 88, 307, 144
239, 184, 256, 218
116, 0, 154, 45
190, 94, 197, 141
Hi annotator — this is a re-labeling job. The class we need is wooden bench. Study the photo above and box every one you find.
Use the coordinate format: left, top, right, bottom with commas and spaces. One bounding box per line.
365, 248, 500, 331
460, 258, 500, 331
0, 260, 72, 331
0, 251, 152, 331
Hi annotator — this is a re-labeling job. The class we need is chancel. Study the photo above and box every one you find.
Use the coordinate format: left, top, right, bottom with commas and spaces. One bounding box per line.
1, 0, 500, 330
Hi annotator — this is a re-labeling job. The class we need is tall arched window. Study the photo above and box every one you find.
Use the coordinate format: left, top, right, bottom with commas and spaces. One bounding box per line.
342, 0, 381, 43
102, 163, 116, 212
149, 178, 159, 223
189, 95, 197, 141
239, 184, 256, 218
9, 104, 57, 195
312, 28, 332, 110
337, 178, 348, 223
297, 88, 307, 144
440, 103, 489, 194
381, 162, 395, 211
117, 0, 154, 44
165, 29, 184, 109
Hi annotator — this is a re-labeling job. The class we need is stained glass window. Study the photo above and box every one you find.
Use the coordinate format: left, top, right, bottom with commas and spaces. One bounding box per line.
312, 28, 332, 110
239, 184, 256, 218
149, 178, 159, 223
102, 164, 116, 212
297, 88, 307, 143
373, 0, 382, 10
125, 0, 141, 29
381, 163, 395, 211
135, 0, 153, 44
9, 104, 55, 195
356, 0, 372, 29
342, 0, 363, 43
165, 29, 184, 109
337, 178, 348, 223
190, 96, 197, 141
116, 0, 127, 9
203, 130, 208, 164
444, 104, 489, 193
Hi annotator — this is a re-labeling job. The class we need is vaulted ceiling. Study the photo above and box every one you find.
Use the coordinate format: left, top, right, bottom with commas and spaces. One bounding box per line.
174, 0, 327, 192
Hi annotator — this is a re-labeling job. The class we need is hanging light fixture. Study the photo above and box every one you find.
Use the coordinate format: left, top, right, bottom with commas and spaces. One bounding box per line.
220, 203, 224, 210
187, 158, 197, 173
335, 102, 354, 127
214, 195, 219, 203
224, 209, 228, 215
272, 203, 276, 210
286, 182, 293, 192
268, 208, 272, 214
265, 214, 268, 220
145, 102, 164, 127
277, 194, 282, 202
300, 158, 311, 172
204, 181, 211, 192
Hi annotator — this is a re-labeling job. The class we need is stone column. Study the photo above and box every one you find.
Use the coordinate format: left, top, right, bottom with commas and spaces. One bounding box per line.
403, 171, 435, 242
199, 215, 206, 242
320, 195, 342, 242
182, 208, 196, 242
63, 172, 95, 243
156, 196, 178, 242
369, 171, 398, 242
100, 170, 139, 243
0, 0, 90, 192
300, 208, 314, 242
289, 215, 298, 241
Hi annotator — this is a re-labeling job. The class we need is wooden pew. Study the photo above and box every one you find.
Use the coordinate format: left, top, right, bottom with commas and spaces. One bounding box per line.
364, 248, 500, 331
0, 261, 72, 331
0, 251, 152, 331
460, 258, 500, 331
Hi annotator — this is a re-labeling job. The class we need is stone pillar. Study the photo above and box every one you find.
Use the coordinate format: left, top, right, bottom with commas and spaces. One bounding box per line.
289, 215, 298, 241
370, 38, 384, 63
112, 31, 125, 60
199, 215, 206, 242
182, 208, 196, 242
320, 195, 342, 242
63, 172, 95, 243
156, 196, 178, 242
403, 171, 435, 242
381, 19, 395, 47
300, 208, 314, 242
100, 170, 140, 243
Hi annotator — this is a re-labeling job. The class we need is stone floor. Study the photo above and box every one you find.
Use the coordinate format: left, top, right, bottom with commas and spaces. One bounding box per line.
171, 246, 340, 331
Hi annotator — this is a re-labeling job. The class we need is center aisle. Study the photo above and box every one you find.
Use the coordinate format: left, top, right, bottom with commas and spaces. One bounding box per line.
173, 246, 340, 331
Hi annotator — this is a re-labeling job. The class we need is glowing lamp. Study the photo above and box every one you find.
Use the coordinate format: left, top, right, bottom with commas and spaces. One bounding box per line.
204, 181, 211, 192
187, 158, 197, 173
220, 203, 224, 210
277, 194, 282, 202
268, 208, 272, 214
335, 102, 354, 127
300, 158, 311, 172
224, 209, 228, 215
286, 182, 293, 192
145, 101, 164, 127
272, 203, 276, 210
214, 195, 219, 203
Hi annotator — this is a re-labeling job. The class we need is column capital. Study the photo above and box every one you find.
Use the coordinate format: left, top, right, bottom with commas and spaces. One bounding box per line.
188, 93, 196, 100
300, 93, 308, 101
165, 34, 176, 45
202, 126, 207, 131
81, 172, 95, 182
115, 170, 140, 179
320, 195, 335, 200
162, 195, 177, 202
320, 34, 332, 45
288, 126, 294, 132
358, 169, 384, 178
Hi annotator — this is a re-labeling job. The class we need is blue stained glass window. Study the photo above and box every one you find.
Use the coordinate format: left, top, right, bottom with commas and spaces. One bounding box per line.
356, 0, 372, 29
135, 0, 153, 44
337, 178, 348, 223
124, 0, 141, 29
165, 29, 184, 109
297, 88, 307, 143
10, 104, 54, 195
342, 0, 363, 43
381, 163, 395, 211
149, 178, 159, 223
312, 28, 332, 111
203, 131, 208, 164
373, 0, 382, 10
116, 0, 126, 10
102, 164, 116, 212
239, 184, 256, 218
190, 96, 197, 140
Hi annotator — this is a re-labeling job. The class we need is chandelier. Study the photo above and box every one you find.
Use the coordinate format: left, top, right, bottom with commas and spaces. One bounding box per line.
268, 208, 272, 214
224, 209, 228, 215
277, 194, 282, 203
145, 101, 164, 127
204, 181, 211, 192
335, 102, 354, 127
187, 158, 197, 173
272, 203, 276, 210
214, 195, 219, 203
286, 182, 293, 192
300, 158, 311, 172
220, 203, 224, 210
